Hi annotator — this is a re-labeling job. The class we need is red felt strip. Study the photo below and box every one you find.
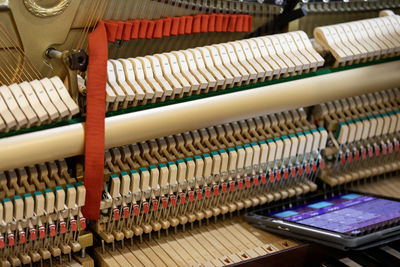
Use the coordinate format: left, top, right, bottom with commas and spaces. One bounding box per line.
208, 13, 216, 32
178, 16, 186, 35
171, 17, 180, 36
227, 15, 237, 32
82, 20, 108, 220
247, 15, 253, 32
242, 15, 249, 33
139, 19, 149, 39
185, 16, 193, 34
131, 20, 140, 39
105, 21, 118, 42
154, 19, 164, 38
201, 14, 209, 33
236, 14, 244, 32
122, 22, 132, 41
192, 15, 201, 33
222, 14, 229, 32
215, 13, 224, 32
163, 17, 172, 36
115, 21, 124, 40
146, 20, 155, 39
84, 13, 254, 218
105, 13, 252, 42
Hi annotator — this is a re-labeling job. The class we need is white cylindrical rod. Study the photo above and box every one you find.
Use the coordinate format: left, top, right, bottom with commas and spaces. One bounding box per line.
0, 60, 399, 171
0, 123, 85, 171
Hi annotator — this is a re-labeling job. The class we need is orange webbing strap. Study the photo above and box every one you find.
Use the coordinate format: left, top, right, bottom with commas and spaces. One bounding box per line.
82, 13, 252, 219
82, 20, 108, 220
104, 13, 253, 42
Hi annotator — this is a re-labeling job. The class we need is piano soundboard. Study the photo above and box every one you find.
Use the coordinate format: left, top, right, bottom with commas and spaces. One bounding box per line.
0, 0, 399, 266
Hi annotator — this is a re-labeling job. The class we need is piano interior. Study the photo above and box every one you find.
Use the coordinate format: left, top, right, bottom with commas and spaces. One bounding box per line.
0, 0, 400, 266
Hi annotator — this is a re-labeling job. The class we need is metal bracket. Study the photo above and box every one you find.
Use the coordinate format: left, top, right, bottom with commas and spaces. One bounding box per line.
46, 48, 88, 104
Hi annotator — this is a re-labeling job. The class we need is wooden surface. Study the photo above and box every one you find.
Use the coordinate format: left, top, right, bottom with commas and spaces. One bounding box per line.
351, 174, 400, 198
93, 218, 299, 267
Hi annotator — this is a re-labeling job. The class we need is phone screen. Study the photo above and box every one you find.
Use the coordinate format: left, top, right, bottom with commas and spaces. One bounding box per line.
267, 193, 400, 234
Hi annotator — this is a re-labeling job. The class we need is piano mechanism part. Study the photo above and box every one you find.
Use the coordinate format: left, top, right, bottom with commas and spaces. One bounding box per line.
314, 88, 400, 187
93, 109, 325, 247
93, 217, 299, 267
0, 0, 399, 266
104, 30, 324, 110
296, 0, 400, 36
0, 159, 91, 266
0, 77, 79, 133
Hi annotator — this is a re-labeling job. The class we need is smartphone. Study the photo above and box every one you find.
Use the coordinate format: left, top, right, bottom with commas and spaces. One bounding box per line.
244, 192, 400, 250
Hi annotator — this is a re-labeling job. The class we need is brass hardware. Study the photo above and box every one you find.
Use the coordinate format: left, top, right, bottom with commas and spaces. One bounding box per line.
46, 48, 87, 104
23, 0, 71, 17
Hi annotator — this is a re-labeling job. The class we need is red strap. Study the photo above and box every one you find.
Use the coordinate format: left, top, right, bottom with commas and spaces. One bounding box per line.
192, 15, 201, 33
208, 13, 216, 32
154, 19, 164, 38
139, 19, 149, 39
178, 16, 186, 35
185, 16, 193, 34
104, 21, 118, 42
227, 15, 237, 32
131, 20, 140, 39
163, 17, 172, 36
105, 14, 253, 42
215, 13, 224, 32
247, 15, 253, 32
236, 15, 244, 32
222, 14, 229, 32
171, 17, 180, 36
122, 22, 132, 41
115, 21, 124, 40
146, 20, 155, 39
83, 14, 254, 219
82, 20, 108, 220
201, 14, 209, 33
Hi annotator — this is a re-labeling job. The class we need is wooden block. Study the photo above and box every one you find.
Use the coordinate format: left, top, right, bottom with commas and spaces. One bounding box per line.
74, 253, 95, 267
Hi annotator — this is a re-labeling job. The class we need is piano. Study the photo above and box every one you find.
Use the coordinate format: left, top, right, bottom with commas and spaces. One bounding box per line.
0, 0, 399, 266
